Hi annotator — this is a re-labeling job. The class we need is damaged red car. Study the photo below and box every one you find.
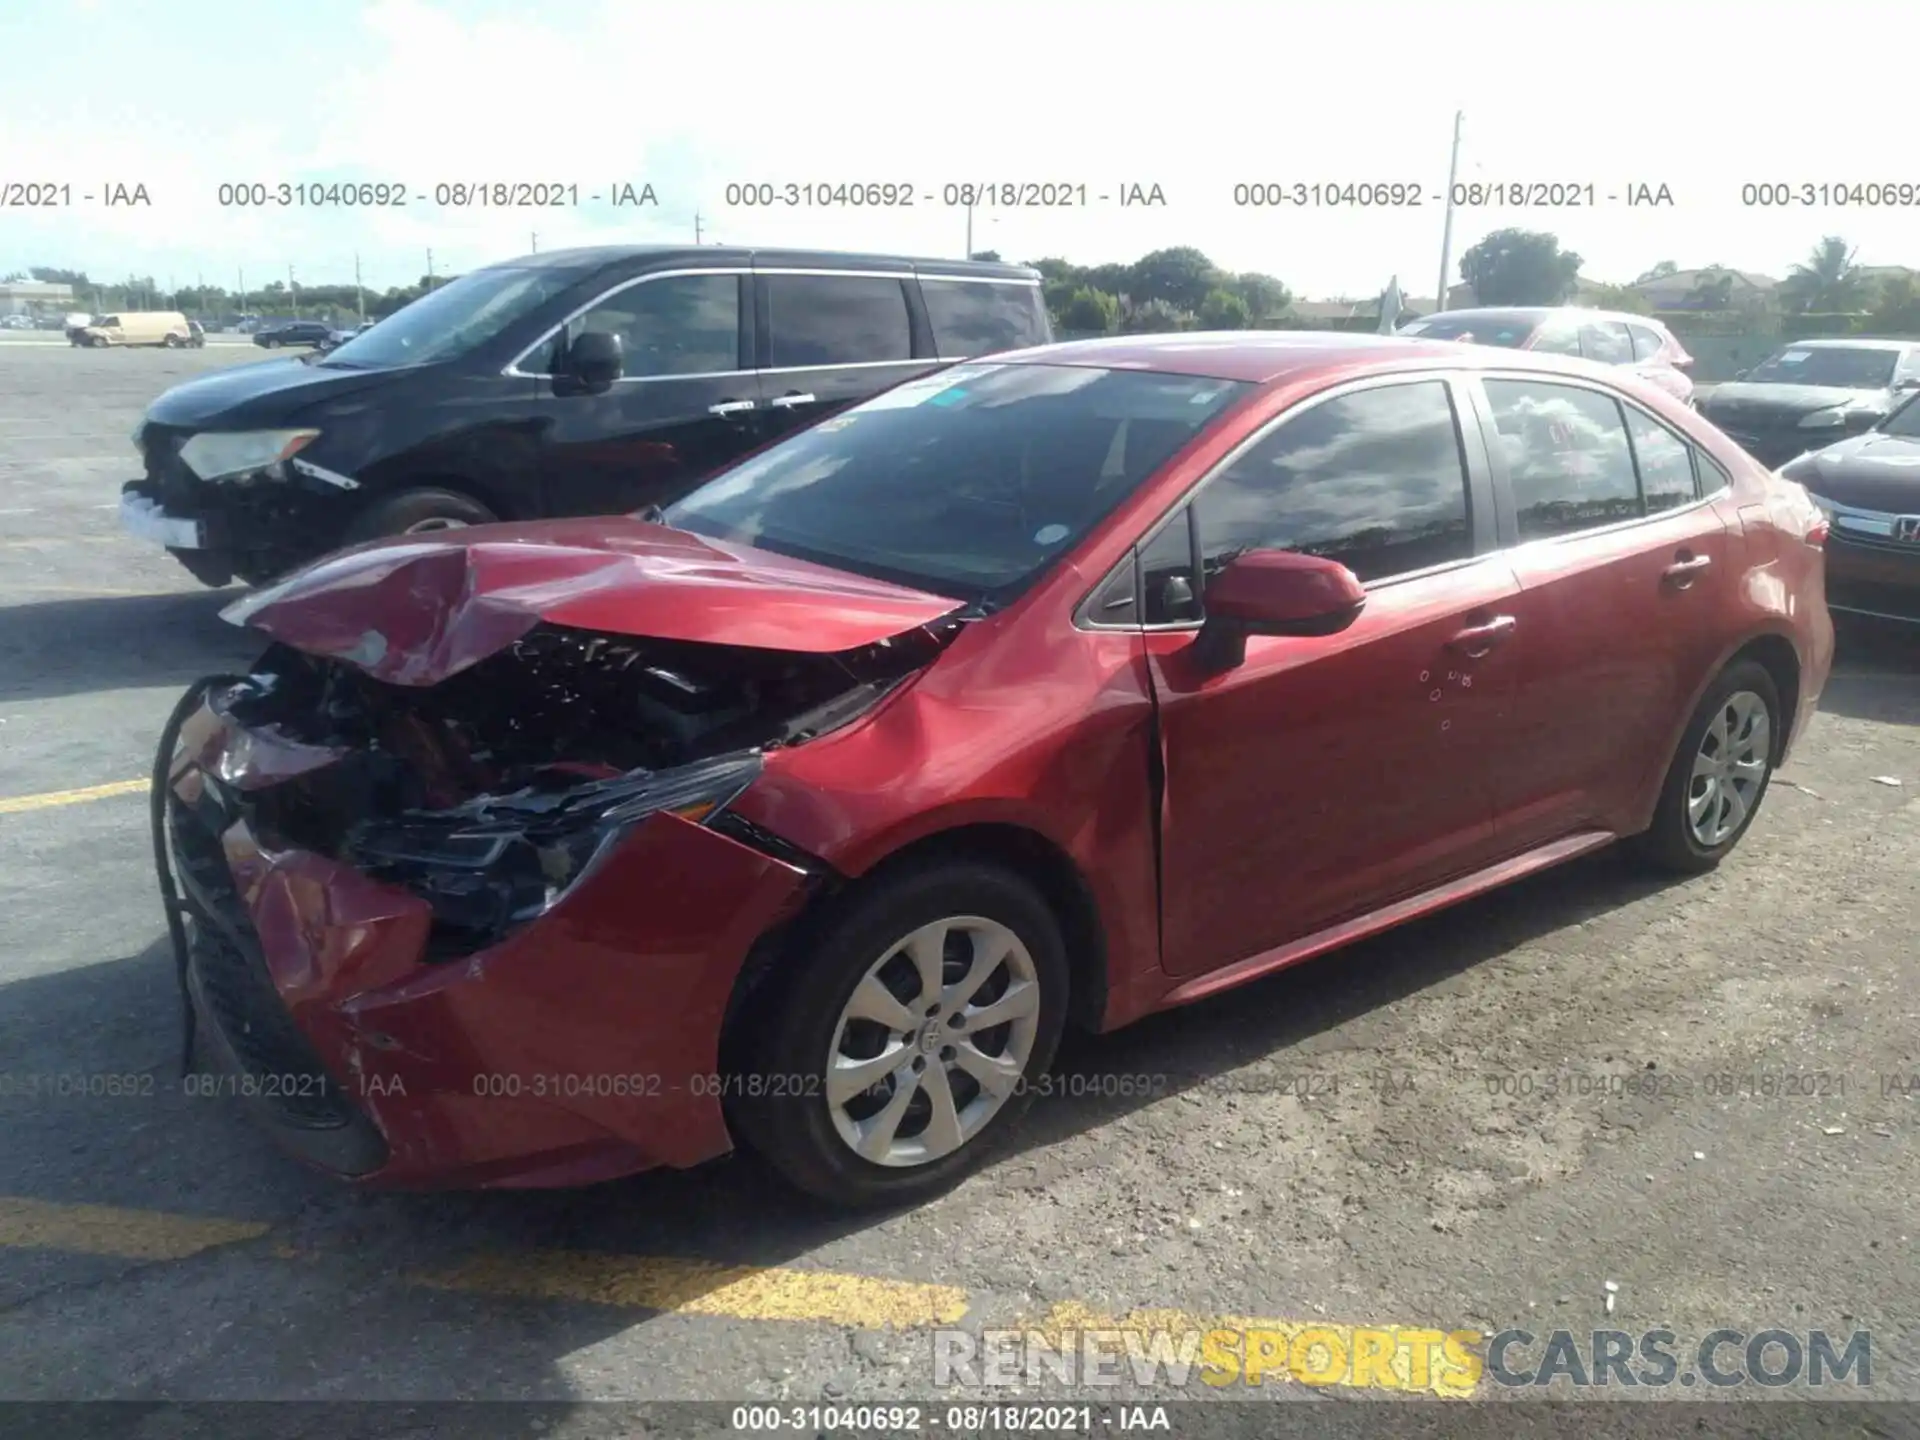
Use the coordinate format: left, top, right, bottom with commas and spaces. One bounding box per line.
157, 334, 1833, 1208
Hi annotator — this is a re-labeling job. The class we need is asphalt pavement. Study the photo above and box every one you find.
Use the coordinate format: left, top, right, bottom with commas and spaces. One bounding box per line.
1, 345, 1917, 1431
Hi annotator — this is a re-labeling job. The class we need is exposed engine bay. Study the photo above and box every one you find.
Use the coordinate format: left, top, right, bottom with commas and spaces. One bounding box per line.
198, 620, 959, 956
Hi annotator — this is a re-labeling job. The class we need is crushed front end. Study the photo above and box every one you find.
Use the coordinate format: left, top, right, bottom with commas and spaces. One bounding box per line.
155, 622, 947, 1187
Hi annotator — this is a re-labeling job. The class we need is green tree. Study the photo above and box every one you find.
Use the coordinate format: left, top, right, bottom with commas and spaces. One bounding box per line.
1122, 298, 1189, 333
1059, 286, 1120, 334
1458, 229, 1583, 305
1230, 271, 1290, 321
1197, 287, 1251, 329
1870, 274, 1920, 332
1128, 247, 1219, 313
1779, 237, 1868, 314
969, 250, 1002, 262
1634, 260, 1679, 283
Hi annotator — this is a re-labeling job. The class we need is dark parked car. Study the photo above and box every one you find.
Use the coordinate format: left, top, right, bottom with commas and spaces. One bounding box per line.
157, 332, 1831, 1207
1696, 339, 1920, 470
1399, 307, 1696, 405
252, 320, 334, 349
119, 246, 1052, 587
1780, 389, 1920, 622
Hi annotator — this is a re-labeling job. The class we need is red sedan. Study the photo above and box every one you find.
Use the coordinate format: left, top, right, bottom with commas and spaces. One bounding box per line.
157, 333, 1833, 1207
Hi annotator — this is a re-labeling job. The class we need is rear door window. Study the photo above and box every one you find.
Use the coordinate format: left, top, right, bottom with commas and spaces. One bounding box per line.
766, 273, 912, 368
1578, 322, 1634, 364
1484, 378, 1641, 539
920, 279, 1050, 358
1627, 324, 1669, 362
1623, 406, 1698, 512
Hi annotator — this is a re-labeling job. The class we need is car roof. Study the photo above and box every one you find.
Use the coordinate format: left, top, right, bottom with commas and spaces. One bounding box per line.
1421, 305, 1667, 328
1767, 337, 1913, 351
488, 244, 1040, 281
984, 330, 1635, 384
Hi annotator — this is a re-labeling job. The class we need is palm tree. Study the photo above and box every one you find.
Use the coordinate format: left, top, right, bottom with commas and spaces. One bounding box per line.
1779, 237, 1868, 314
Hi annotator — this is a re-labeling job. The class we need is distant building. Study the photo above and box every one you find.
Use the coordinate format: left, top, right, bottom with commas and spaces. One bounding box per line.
0, 280, 76, 315
1628, 268, 1777, 312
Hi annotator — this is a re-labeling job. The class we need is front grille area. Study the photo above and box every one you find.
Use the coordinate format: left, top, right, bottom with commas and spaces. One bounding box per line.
168, 783, 358, 1128
140, 424, 203, 512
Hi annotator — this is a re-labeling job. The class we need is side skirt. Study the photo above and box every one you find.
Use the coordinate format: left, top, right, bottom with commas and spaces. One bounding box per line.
1158, 829, 1617, 1009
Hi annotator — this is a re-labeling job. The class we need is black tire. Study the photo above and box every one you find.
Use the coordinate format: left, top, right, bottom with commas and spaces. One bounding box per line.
341, 486, 497, 545
164, 334, 183, 348
729, 860, 1070, 1209
1628, 660, 1782, 875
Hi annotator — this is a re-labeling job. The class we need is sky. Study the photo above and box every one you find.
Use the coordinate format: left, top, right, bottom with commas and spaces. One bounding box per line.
5, 0, 1917, 300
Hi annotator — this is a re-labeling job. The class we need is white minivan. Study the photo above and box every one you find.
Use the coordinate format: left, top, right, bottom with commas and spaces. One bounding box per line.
74, 311, 195, 348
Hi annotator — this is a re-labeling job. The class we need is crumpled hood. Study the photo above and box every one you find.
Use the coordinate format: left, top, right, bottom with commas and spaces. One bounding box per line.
1783, 431, 1920, 511
221, 518, 963, 686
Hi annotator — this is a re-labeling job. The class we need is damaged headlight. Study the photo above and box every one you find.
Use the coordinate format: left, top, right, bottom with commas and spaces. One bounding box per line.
346, 751, 763, 956
178, 429, 320, 481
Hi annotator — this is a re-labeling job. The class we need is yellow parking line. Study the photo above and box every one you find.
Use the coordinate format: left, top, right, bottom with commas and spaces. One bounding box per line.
0, 1196, 268, 1261
415, 1251, 970, 1329
0, 778, 147, 815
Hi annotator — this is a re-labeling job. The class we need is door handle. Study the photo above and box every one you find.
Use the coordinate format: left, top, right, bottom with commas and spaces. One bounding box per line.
768, 392, 816, 409
1662, 553, 1713, 586
708, 399, 756, 416
1445, 614, 1517, 657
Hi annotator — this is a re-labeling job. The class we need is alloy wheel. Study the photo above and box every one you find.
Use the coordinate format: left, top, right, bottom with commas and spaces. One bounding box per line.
824, 915, 1041, 1168
1687, 689, 1771, 847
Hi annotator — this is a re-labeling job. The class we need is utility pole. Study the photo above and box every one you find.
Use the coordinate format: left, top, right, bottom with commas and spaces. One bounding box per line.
964, 200, 973, 260
530, 231, 538, 253
237, 268, 245, 317
1435, 110, 1464, 312
694, 212, 703, 244
289, 265, 298, 317
354, 254, 365, 320
426, 248, 434, 286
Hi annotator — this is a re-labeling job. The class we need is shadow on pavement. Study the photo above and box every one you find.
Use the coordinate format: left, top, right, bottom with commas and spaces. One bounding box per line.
0, 590, 260, 703
1822, 618, 1920, 726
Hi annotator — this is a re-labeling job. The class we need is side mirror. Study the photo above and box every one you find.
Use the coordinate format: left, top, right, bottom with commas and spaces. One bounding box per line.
563, 330, 624, 392
1893, 377, 1920, 392
1190, 550, 1367, 673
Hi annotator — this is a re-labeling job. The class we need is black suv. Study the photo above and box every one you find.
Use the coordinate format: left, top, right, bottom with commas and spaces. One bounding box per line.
121, 246, 1052, 587
252, 320, 336, 349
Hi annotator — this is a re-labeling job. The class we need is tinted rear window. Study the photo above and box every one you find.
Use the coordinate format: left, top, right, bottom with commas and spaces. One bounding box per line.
921, 279, 1050, 358
766, 273, 912, 368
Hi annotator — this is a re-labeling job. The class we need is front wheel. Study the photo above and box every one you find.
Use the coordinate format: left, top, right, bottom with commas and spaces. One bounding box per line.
729, 861, 1070, 1209
1628, 660, 1781, 874
340, 486, 497, 544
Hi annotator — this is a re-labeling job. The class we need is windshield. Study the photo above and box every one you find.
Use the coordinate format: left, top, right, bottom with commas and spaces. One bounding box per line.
666, 363, 1252, 602
320, 266, 578, 368
1745, 346, 1898, 388
1881, 392, 1920, 437
1398, 315, 1537, 347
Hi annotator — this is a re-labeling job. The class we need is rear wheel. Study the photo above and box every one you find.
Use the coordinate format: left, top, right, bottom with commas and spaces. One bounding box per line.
164, 334, 183, 348
341, 486, 497, 544
729, 861, 1069, 1209
1628, 660, 1781, 874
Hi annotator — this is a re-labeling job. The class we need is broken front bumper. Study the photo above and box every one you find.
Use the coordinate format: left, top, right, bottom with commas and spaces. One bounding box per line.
162, 695, 812, 1189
